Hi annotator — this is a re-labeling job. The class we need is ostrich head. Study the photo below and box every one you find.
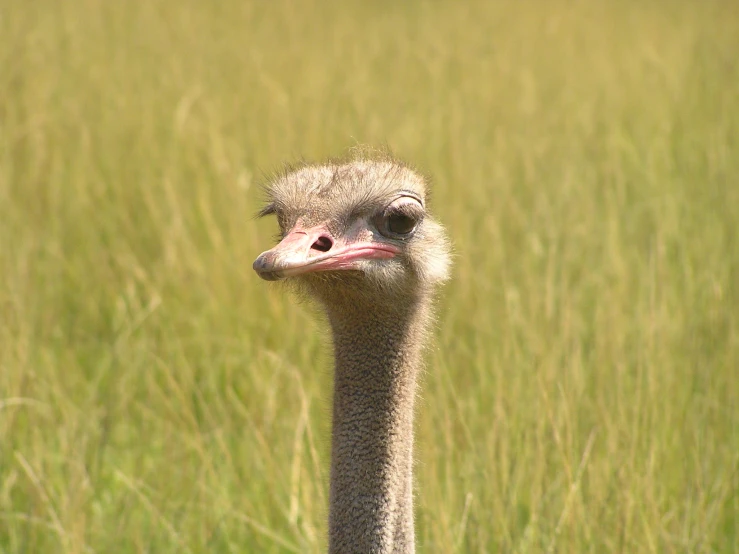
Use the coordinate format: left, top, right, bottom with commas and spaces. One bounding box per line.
253, 158, 451, 307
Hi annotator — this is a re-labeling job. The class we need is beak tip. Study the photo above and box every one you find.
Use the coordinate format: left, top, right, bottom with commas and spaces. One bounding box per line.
253, 252, 284, 281
252, 254, 266, 272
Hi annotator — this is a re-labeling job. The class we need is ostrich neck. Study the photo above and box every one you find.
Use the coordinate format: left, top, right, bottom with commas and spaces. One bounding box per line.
325, 295, 430, 554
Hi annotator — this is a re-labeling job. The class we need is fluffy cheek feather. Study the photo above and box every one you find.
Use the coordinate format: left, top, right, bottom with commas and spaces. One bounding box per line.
361, 259, 410, 295
410, 220, 452, 286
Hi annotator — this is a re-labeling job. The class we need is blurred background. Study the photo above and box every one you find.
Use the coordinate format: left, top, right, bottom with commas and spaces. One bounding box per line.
1, 0, 738, 552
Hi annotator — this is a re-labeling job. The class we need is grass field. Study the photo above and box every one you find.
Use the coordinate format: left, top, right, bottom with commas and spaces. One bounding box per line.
2, 0, 738, 552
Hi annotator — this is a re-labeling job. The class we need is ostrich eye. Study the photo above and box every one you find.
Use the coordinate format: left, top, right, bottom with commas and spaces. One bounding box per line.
387, 212, 417, 235
376, 197, 424, 238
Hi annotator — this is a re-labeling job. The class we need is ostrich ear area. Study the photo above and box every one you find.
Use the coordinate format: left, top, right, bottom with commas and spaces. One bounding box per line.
253, 224, 401, 281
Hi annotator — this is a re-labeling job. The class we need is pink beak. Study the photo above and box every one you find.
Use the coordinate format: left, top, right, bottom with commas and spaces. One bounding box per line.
253, 225, 400, 281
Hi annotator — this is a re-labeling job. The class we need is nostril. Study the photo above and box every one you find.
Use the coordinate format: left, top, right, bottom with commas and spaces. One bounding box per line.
311, 236, 333, 252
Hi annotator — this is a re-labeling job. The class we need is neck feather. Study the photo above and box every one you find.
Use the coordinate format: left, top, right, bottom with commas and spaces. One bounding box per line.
325, 294, 430, 554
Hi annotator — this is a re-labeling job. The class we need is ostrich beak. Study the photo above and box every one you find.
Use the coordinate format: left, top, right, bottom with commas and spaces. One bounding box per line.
253, 225, 400, 281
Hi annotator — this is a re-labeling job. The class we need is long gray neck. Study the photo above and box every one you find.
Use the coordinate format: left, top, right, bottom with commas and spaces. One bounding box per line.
325, 296, 429, 554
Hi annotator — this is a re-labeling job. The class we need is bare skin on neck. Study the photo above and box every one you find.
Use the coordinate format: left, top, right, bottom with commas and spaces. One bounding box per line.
254, 156, 451, 553
327, 299, 428, 552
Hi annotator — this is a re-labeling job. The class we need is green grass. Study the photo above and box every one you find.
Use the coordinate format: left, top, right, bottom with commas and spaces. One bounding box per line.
2, 0, 738, 552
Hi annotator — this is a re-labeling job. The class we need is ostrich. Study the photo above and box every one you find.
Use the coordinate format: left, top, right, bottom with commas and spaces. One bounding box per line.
253, 155, 451, 553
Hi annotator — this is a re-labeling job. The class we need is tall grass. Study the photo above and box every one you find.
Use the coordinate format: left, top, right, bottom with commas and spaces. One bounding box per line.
1, 0, 737, 552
